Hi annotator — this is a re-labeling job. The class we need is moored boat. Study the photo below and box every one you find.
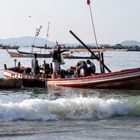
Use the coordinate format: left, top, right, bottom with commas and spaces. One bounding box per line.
7, 48, 96, 59
6, 49, 24, 57
7, 49, 52, 58
17, 49, 52, 58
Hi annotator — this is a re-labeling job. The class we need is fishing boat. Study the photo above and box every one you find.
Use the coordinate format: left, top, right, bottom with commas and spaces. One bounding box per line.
17, 49, 96, 59
3, 29, 140, 90
3, 65, 140, 90
48, 68, 140, 89
6, 49, 52, 58
0, 44, 19, 49
4, 32, 140, 90
7, 48, 96, 59
6, 49, 24, 57
17, 49, 52, 58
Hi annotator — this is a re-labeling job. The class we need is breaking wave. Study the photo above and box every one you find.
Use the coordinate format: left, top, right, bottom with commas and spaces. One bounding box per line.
0, 96, 139, 121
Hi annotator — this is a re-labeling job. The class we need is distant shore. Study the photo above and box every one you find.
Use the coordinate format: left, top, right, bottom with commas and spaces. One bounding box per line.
67, 48, 140, 53
0, 44, 140, 52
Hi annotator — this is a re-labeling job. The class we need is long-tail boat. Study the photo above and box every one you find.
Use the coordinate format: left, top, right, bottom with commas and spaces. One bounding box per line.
6, 48, 96, 59
3, 65, 140, 89
6, 49, 52, 58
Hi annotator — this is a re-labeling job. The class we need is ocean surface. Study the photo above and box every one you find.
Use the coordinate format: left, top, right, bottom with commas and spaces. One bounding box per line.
0, 49, 140, 140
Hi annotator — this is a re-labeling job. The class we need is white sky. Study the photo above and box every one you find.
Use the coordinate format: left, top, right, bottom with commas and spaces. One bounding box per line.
0, 0, 140, 44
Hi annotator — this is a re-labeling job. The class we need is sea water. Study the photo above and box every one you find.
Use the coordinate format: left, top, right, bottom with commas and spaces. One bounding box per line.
0, 49, 140, 140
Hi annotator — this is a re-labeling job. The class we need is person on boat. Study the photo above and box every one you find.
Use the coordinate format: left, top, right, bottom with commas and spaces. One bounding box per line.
86, 59, 96, 75
52, 41, 67, 74
40, 60, 51, 77
31, 53, 39, 77
65, 68, 75, 78
76, 61, 88, 77
51, 70, 61, 79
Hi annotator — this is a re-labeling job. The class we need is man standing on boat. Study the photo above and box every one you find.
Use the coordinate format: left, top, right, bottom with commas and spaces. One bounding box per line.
31, 53, 39, 77
52, 41, 66, 75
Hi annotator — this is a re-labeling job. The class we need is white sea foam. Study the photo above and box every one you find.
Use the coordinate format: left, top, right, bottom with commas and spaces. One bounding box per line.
0, 97, 134, 121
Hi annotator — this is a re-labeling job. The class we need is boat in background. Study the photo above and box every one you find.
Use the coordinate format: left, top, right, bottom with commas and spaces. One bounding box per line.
6, 48, 96, 59
0, 44, 19, 49
6, 49, 52, 58
6, 49, 24, 57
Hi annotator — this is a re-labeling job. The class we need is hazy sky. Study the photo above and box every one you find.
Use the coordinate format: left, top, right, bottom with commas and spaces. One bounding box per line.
0, 0, 139, 44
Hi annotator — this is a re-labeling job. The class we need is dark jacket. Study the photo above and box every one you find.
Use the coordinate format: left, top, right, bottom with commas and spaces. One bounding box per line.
52, 50, 66, 62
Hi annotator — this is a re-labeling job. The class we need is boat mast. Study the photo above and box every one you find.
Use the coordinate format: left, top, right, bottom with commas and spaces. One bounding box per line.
87, 0, 105, 73
44, 22, 50, 54
87, 0, 99, 49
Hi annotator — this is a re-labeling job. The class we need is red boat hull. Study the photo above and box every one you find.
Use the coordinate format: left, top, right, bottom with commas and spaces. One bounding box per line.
3, 67, 140, 90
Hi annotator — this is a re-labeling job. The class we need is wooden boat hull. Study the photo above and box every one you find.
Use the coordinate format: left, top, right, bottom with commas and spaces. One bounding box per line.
17, 50, 52, 58
0, 78, 45, 89
47, 68, 140, 89
0, 79, 22, 89
6, 50, 24, 57
7, 49, 52, 58
7, 49, 95, 59
3, 67, 140, 89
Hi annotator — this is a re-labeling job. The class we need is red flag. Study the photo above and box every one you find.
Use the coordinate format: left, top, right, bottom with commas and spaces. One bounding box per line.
87, 0, 90, 5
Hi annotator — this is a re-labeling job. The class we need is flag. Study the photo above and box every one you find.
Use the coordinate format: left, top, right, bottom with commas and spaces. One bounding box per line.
87, 0, 90, 5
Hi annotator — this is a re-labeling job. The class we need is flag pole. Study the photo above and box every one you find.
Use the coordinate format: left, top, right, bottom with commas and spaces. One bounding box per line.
31, 34, 37, 53
87, 0, 105, 73
87, 0, 99, 49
